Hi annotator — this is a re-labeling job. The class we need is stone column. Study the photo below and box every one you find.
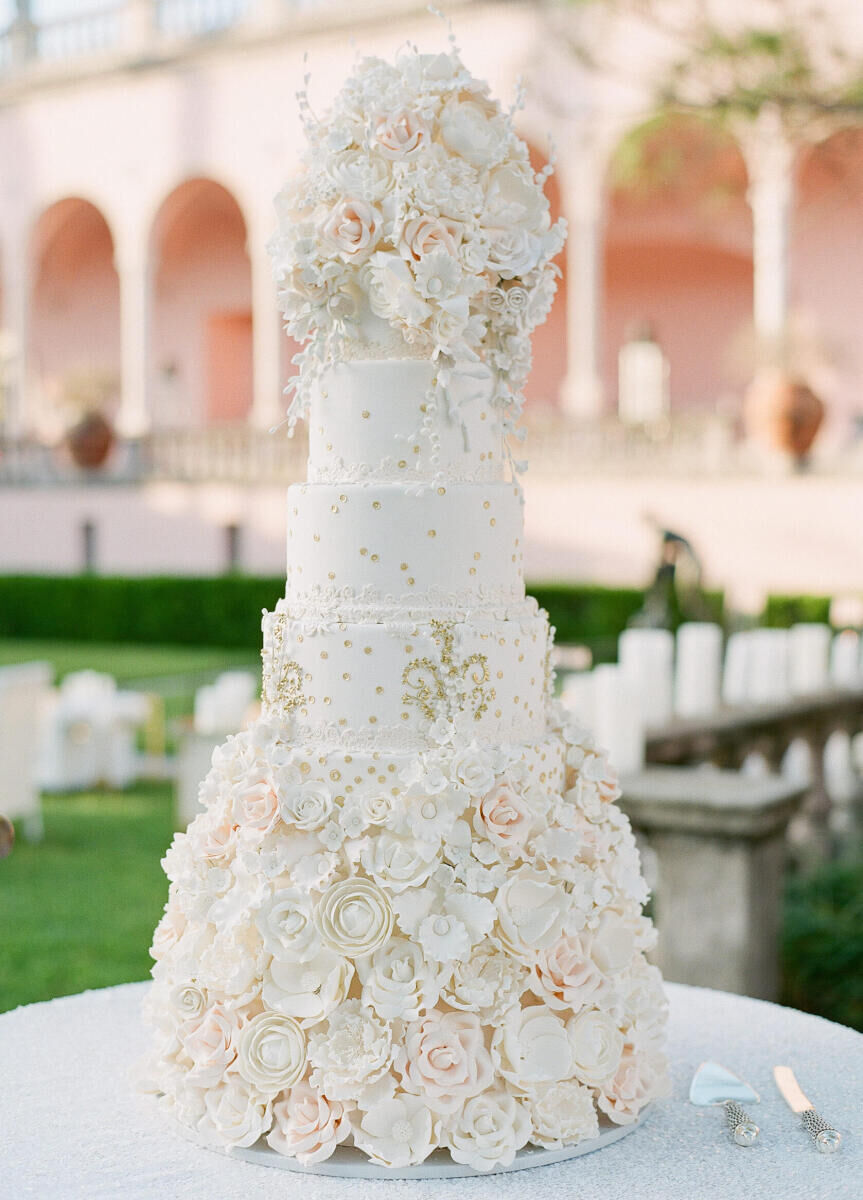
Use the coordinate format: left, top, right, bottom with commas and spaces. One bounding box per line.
0, 238, 31, 438
249, 228, 284, 431
743, 105, 795, 351
123, 0, 157, 54
116, 236, 152, 438
621, 766, 807, 1000
559, 133, 606, 420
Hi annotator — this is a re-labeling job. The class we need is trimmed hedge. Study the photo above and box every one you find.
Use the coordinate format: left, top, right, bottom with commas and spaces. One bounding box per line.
0, 575, 726, 662
764, 593, 832, 628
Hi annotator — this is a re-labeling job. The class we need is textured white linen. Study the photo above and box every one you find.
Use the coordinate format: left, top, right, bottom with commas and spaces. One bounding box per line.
2, 981, 860, 1199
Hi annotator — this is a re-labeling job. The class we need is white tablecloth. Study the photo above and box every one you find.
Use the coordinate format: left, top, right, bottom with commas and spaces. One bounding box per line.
2, 981, 860, 1199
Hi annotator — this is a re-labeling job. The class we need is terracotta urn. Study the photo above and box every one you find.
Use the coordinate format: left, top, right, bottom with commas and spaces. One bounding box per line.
744, 367, 825, 466
66, 411, 115, 470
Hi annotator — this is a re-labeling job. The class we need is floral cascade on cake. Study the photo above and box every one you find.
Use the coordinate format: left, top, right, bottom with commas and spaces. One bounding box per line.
142, 43, 670, 1173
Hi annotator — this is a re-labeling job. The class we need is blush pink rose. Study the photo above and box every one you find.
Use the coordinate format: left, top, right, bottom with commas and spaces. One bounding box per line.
598, 1047, 669, 1125
374, 110, 429, 159
150, 906, 186, 960
234, 774, 280, 837
401, 1010, 494, 1114
200, 806, 238, 861
183, 1003, 241, 1087
321, 198, 382, 260
267, 1083, 351, 1164
398, 215, 461, 261
476, 781, 532, 849
530, 932, 610, 1011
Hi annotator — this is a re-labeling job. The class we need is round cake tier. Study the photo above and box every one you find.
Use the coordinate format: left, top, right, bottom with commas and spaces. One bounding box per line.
285, 481, 525, 613
308, 360, 503, 485
261, 606, 551, 750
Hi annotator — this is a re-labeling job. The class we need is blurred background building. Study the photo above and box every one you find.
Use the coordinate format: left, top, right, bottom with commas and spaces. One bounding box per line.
1, 0, 862, 607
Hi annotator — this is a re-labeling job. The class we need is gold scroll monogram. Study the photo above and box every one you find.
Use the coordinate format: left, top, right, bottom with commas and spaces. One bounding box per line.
402, 620, 495, 723
263, 612, 306, 713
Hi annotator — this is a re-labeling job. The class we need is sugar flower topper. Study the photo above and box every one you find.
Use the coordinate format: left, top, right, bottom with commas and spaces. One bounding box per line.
267, 44, 566, 429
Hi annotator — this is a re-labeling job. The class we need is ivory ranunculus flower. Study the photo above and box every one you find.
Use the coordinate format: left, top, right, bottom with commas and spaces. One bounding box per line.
401, 1010, 494, 1114
262, 950, 353, 1027
493, 1005, 573, 1088
352, 1094, 439, 1168
476, 780, 532, 850
494, 867, 571, 958
445, 1088, 531, 1172
321, 198, 382, 260
316, 877, 394, 957
568, 1008, 624, 1087
268, 1082, 351, 1163
236, 1011, 307, 1095
527, 1080, 600, 1147
374, 109, 429, 159
182, 1003, 240, 1087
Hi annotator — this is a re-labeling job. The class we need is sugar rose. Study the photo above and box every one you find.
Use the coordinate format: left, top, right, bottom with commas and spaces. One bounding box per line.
279, 780, 333, 831
358, 937, 441, 1021
475, 780, 532, 850
316, 877, 394, 957
401, 1010, 494, 1114
361, 832, 438, 893
262, 949, 353, 1027
234, 771, 280, 838
440, 95, 507, 167
182, 1003, 240, 1087
200, 1076, 271, 1148
568, 1008, 624, 1087
268, 1082, 351, 1164
257, 888, 321, 962
169, 982, 207, 1023
493, 1005, 573, 1088
530, 932, 609, 1011
495, 867, 571, 957
598, 1047, 670, 1124
398, 214, 461, 261
445, 1089, 530, 1172
321, 198, 382, 260
236, 1011, 307, 1095
374, 109, 429, 159
527, 1080, 600, 1148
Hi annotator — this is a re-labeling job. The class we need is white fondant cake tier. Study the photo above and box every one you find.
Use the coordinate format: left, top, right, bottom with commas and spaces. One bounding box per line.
260, 608, 551, 748
285, 482, 525, 611
308, 361, 503, 485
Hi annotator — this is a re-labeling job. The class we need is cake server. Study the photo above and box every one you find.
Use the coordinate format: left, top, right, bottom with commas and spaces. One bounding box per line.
689, 1061, 761, 1146
774, 1066, 842, 1153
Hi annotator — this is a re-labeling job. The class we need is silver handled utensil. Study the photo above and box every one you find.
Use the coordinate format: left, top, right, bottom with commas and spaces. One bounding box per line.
689, 1061, 761, 1147
774, 1066, 842, 1154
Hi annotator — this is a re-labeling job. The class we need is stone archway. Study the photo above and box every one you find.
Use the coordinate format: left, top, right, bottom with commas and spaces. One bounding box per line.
524, 143, 566, 410
149, 178, 252, 427
603, 113, 752, 417
29, 197, 120, 439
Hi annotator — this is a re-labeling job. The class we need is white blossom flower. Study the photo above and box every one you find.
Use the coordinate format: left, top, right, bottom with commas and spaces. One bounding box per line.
567, 1008, 624, 1087
494, 867, 571, 958
527, 1080, 600, 1148
359, 937, 441, 1021
235, 1011, 307, 1095
439, 94, 508, 167
414, 248, 463, 300
256, 888, 321, 962
268, 1083, 352, 1163
444, 1088, 531, 1171
352, 1093, 439, 1168
493, 1005, 574, 1088
360, 831, 438, 893
442, 938, 528, 1021
199, 1076, 271, 1148
262, 949, 354, 1026
308, 1000, 395, 1100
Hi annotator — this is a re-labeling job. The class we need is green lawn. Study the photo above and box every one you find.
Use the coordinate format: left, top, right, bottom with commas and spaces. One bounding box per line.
0, 639, 259, 685
0, 786, 176, 1013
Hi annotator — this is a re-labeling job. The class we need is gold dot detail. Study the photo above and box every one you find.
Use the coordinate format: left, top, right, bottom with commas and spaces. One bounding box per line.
344, 639, 352, 648
330, 769, 341, 781
370, 554, 379, 563
373, 501, 381, 510
360, 547, 368, 556
361, 410, 370, 419
428, 530, 436, 538
437, 486, 446, 495
364, 647, 373, 655
400, 563, 408, 571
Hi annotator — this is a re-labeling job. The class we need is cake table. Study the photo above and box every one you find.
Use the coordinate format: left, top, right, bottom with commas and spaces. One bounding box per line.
2, 981, 859, 1199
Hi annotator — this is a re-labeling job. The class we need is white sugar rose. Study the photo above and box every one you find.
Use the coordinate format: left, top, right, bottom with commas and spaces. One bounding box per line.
257, 888, 321, 962
316, 877, 394, 957
527, 1080, 599, 1148
200, 1076, 271, 1148
374, 109, 429, 159
233, 771, 280, 838
361, 832, 438, 893
445, 1089, 531, 1172
450, 743, 496, 796
169, 983, 207, 1023
591, 909, 638, 975
568, 1008, 624, 1087
485, 229, 542, 280
598, 1047, 670, 1125
321, 198, 382, 261
358, 937, 441, 1021
352, 1093, 439, 1168
268, 1082, 351, 1163
442, 938, 528, 1022
182, 1003, 240, 1087
484, 164, 548, 234
262, 949, 353, 1026
401, 1010, 494, 1114
151, 906, 186, 960
361, 791, 396, 827
530, 932, 611, 1012
308, 999, 394, 1100
236, 1011, 307, 1095
328, 149, 393, 201
366, 252, 432, 327
440, 95, 507, 167
493, 1006, 573, 1088
279, 780, 333, 831
495, 867, 571, 957
398, 215, 461, 261
475, 780, 532, 850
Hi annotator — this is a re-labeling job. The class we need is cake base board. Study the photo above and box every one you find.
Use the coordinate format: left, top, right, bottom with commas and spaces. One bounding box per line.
180, 1108, 646, 1179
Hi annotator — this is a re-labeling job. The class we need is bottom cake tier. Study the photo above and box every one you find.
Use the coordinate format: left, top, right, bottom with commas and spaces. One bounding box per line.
142, 709, 670, 1172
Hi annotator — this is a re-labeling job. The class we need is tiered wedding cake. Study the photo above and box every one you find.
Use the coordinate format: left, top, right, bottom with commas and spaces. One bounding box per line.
144, 44, 669, 1173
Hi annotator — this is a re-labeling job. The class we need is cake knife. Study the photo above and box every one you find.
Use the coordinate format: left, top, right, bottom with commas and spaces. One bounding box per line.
689, 1061, 760, 1146
773, 1066, 842, 1153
